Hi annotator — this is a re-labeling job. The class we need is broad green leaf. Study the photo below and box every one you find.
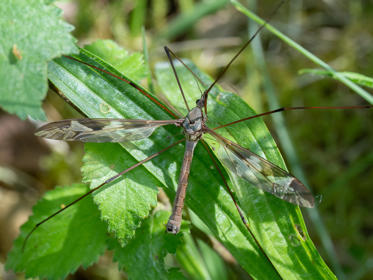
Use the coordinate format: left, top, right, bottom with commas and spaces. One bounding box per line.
84, 40, 146, 81
6, 184, 107, 280
176, 234, 228, 280
82, 142, 159, 245
46, 46, 282, 279
300, 68, 373, 89
109, 211, 185, 280
155, 60, 336, 279
0, 0, 77, 120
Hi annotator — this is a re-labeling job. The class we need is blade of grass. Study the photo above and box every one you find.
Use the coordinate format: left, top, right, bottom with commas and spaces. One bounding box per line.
244, 1, 345, 278
299, 69, 373, 89
231, 0, 373, 104
142, 27, 154, 93
130, 0, 147, 36
150, 0, 168, 31
160, 0, 229, 40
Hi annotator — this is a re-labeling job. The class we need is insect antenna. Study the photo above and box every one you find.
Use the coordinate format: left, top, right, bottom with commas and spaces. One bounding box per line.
201, 0, 286, 117
22, 138, 184, 252
164, 46, 191, 112
194, 75, 204, 97
163, 46, 206, 87
213, 105, 373, 130
200, 140, 283, 278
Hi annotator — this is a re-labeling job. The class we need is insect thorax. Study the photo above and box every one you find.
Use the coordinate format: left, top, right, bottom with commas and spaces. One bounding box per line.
182, 107, 204, 141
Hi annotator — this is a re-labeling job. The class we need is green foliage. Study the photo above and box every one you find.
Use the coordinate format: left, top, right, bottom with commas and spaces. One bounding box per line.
0, 0, 77, 120
49, 45, 283, 279
300, 69, 373, 89
3, 0, 373, 279
231, 0, 373, 105
176, 234, 228, 280
160, 0, 230, 40
6, 184, 107, 279
80, 41, 158, 245
84, 40, 147, 81
82, 142, 159, 245
6, 38, 338, 279
129, 0, 147, 36
109, 211, 185, 280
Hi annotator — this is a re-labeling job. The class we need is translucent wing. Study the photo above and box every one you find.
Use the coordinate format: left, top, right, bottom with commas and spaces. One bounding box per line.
35, 119, 181, 142
208, 129, 314, 208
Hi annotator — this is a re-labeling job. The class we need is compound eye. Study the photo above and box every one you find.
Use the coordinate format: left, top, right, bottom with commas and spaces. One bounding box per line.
196, 99, 200, 105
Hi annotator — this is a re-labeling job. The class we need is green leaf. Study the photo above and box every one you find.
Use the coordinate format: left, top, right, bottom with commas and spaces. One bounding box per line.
6, 184, 107, 280
48, 41, 164, 245
84, 40, 146, 81
109, 211, 185, 280
0, 0, 78, 120
299, 68, 373, 89
155, 60, 336, 279
82, 142, 159, 245
47, 47, 282, 279
197, 239, 228, 280
176, 234, 228, 280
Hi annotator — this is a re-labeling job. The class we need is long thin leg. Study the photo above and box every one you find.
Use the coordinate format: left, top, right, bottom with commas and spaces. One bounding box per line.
200, 139, 283, 279
201, 0, 286, 117
23, 138, 184, 251
64, 55, 179, 119
164, 47, 191, 112
166, 140, 197, 233
213, 105, 373, 130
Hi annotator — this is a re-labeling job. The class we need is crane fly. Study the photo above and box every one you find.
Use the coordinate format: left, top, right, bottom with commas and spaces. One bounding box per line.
33, 80, 315, 233
23, 0, 372, 250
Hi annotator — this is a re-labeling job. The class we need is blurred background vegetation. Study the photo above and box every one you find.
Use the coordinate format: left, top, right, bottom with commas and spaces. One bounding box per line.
0, 0, 372, 279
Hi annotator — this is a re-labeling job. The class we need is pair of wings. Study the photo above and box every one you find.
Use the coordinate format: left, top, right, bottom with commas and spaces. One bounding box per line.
35, 118, 314, 208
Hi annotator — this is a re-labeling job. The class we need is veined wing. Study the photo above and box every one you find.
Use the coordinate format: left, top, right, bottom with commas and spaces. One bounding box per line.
35, 119, 182, 142
207, 129, 314, 208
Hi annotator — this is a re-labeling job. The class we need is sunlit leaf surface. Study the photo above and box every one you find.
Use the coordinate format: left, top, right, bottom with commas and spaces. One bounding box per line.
109, 211, 185, 280
0, 0, 77, 120
6, 184, 107, 279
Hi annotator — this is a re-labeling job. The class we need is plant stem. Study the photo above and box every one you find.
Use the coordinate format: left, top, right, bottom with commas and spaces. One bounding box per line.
232, 0, 373, 104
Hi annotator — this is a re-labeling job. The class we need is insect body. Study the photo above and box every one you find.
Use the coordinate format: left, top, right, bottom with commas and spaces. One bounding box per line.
166, 98, 204, 233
